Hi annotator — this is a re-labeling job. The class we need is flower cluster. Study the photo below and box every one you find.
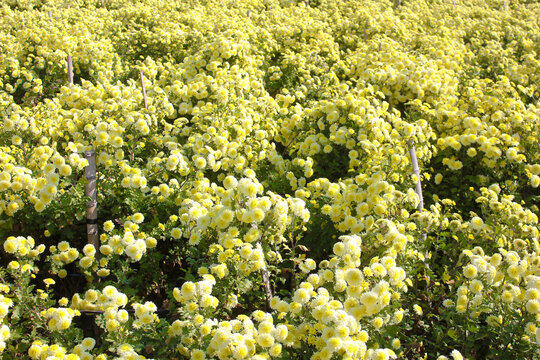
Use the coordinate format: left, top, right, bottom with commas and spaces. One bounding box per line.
0, 294, 12, 353
100, 215, 156, 263
132, 301, 159, 328
28, 340, 82, 360
0, 0, 539, 359
42, 307, 80, 331
71, 285, 128, 312
3, 235, 45, 258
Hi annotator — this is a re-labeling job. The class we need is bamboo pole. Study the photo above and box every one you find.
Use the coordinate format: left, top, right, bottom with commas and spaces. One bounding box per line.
85, 150, 98, 249
140, 71, 148, 110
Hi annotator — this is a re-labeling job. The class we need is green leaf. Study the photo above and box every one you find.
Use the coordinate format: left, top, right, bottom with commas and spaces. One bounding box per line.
468, 324, 479, 333
11, 306, 20, 320
447, 329, 458, 340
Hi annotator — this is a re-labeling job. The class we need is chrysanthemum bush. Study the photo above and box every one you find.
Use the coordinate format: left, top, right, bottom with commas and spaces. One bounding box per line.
0, 0, 539, 359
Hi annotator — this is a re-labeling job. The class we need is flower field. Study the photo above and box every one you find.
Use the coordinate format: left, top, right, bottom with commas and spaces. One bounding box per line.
0, 0, 539, 358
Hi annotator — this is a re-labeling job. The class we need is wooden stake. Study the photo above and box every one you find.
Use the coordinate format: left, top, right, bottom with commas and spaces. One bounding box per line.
408, 141, 424, 211
48, 10, 52, 19
67, 55, 73, 84
409, 141, 428, 242
256, 241, 273, 308
363, 29, 368, 43
85, 150, 98, 249
247, 10, 251, 18
140, 70, 148, 110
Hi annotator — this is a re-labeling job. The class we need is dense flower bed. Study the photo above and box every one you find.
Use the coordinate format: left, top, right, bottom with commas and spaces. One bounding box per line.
0, 0, 539, 359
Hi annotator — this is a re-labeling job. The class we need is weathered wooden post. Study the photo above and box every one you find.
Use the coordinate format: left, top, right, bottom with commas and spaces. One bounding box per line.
408, 141, 424, 211
85, 151, 98, 249
69, 55, 99, 249
257, 241, 273, 308
408, 140, 427, 242
67, 55, 73, 85
140, 71, 148, 110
